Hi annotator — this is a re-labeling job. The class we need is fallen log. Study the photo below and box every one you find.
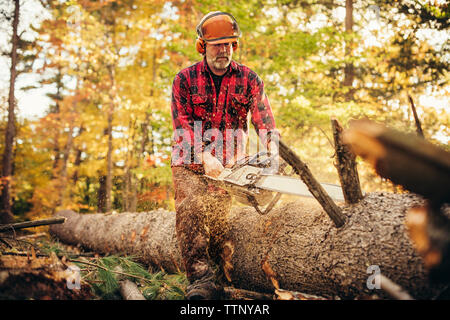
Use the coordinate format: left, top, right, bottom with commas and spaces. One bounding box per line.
50, 193, 444, 299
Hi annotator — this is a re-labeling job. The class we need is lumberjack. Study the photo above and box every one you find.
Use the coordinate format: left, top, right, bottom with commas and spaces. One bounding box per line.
170, 11, 279, 299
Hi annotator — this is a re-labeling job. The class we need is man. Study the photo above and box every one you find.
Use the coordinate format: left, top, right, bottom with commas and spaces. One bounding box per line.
170, 11, 279, 300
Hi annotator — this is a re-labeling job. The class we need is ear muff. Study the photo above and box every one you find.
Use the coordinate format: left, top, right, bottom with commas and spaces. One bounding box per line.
196, 38, 206, 54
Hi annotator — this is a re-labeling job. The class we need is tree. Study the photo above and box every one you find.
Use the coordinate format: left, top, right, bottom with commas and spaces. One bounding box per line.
1, 0, 20, 224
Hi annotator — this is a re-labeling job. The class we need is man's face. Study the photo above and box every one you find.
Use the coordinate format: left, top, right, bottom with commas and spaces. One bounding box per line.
205, 42, 233, 75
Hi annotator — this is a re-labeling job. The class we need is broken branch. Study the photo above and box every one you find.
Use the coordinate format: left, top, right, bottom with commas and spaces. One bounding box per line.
119, 279, 146, 300
331, 118, 363, 204
377, 274, 414, 300
0, 217, 66, 233
408, 94, 424, 138
279, 139, 346, 227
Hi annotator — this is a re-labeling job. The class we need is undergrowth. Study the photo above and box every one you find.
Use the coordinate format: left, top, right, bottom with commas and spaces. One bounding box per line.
76, 255, 188, 300
10, 237, 188, 300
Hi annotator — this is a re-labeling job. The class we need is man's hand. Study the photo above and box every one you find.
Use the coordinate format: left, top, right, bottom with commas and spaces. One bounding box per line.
202, 151, 224, 178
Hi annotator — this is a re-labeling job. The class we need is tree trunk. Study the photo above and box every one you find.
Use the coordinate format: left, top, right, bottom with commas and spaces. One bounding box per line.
105, 64, 116, 213
343, 0, 354, 101
56, 123, 75, 209
0, 0, 20, 224
71, 126, 84, 183
50, 193, 444, 299
97, 175, 107, 213
50, 69, 63, 179
124, 119, 137, 212
105, 103, 114, 213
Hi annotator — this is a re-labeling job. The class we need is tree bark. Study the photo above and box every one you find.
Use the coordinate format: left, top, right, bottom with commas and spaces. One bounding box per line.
56, 122, 74, 209
97, 175, 107, 213
71, 125, 85, 183
331, 118, 363, 204
1, 0, 20, 224
50, 193, 443, 299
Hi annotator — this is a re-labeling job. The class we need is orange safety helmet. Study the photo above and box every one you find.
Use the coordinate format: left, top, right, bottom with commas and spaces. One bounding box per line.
196, 11, 241, 54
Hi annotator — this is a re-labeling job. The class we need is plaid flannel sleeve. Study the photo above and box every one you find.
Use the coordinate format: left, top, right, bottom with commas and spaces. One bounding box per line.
171, 73, 197, 165
249, 74, 280, 147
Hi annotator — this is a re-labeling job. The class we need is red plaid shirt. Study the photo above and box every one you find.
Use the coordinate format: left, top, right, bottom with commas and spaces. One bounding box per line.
171, 58, 278, 168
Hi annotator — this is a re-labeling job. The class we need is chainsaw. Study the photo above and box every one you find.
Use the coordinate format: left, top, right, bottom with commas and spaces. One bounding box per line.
205, 152, 345, 215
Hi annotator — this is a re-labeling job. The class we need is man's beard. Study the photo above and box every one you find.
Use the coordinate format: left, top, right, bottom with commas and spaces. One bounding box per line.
212, 55, 231, 70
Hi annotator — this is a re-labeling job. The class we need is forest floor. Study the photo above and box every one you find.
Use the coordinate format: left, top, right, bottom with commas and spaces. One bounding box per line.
0, 230, 189, 300
2, 228, 449, 300
0, 229, 341, 300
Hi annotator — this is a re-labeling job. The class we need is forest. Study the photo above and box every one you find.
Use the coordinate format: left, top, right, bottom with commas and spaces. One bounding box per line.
0, 0, 448, 302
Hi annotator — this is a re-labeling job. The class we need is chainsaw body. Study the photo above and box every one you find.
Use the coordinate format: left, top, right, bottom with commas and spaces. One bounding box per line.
205, 152, 345, 215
